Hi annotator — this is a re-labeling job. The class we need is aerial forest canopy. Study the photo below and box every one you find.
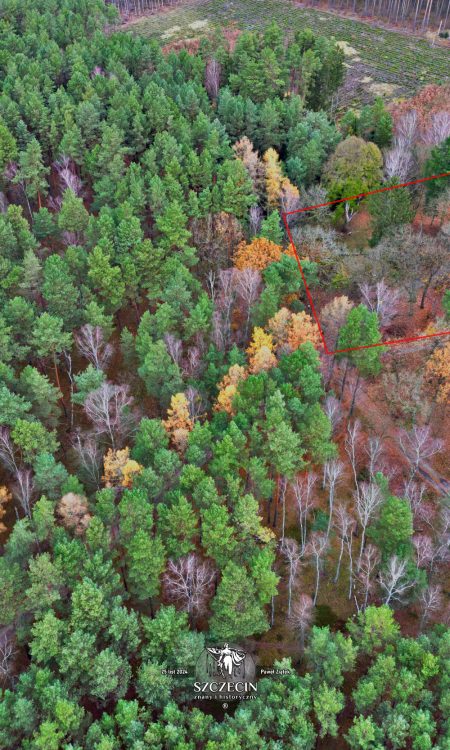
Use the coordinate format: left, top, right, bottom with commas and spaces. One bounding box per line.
0, 1, 449, 749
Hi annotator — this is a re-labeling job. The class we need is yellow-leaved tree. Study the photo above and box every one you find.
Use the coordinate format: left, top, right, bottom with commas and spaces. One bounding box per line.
247, 327, 277, 374
263, 148, 284, 208
263, 147, 300, 213
163, 392, 194, 452
215, 364, 247, 414
103, 447, 142, 488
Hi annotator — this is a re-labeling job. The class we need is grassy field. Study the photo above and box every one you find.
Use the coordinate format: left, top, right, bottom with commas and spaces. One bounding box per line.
123, 0, 450, 106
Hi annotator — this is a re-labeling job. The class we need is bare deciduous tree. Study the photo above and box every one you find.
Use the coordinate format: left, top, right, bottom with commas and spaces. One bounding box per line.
0, 631, 15, 685
164, 333, 182, 366
421, 110, 450, 146
419, 584, 442, 631
15, 469, 34, 518
185, 386, 204, 422
290, 593, 314, 650
333, 503, 355, 594
323, 459, 344, 539
399, 425, 444, 482
345, 420, 361, 498
0, 427, 18, 475
212, 269, 238, 351
413, 534, 434, 568
76, 325, 113, 371
249, 204, 263, 236
0, 428, 34, 516
55, 155, 82, 196
280, 537, 302, 615
396, 110, 419, 146
323, 395, 343, 434
234, 267, 262, 339
306, 532, 329, 605
355, 544, 380, 610
359, 279, 402, 327
72, 433, 103, 488
183, 346, 202, 378
403, 481, 429, 525
384, 140, 414, 182
379, 555, 416, 606
355, 482, 383, 567
292, 472, 317, 553
365, 436, 383, 482
163, 554, 216, 622
84, 382, 134, 449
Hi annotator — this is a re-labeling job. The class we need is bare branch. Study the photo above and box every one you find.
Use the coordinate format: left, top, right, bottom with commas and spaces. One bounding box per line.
84, 382, 134, 449
75, 324, 113, 371
398, 426, 444, 481
290, 594, 314, 650
379, 555, 416, 606
163, 554, 216, 621
292, 473, 317, 553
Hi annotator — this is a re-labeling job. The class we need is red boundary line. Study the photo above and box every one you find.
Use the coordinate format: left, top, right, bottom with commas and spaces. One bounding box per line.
281, 172, 450, 356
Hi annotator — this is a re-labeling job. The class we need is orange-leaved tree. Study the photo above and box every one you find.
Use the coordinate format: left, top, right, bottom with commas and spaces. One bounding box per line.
233, 237, 283, 271
288, 311, 322, 350
163, 392, 194, 452
267, 307, 292, 348
425, 342, 450, 404
268, 308, 321, 351
0, 486, 12, 534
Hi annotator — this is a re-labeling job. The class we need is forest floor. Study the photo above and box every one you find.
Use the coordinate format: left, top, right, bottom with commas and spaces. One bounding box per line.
121, 0, 450, 107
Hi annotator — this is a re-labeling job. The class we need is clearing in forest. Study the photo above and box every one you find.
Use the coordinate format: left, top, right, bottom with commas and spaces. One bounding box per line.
123, 0, 450, 106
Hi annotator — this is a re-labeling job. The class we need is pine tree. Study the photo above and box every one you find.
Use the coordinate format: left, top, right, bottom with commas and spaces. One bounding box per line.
210, 561, 268, 640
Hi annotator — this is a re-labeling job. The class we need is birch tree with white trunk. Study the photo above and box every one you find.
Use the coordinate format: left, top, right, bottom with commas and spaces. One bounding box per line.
280, 537, 302, 616
307, 532, 329, 606
355, 544, 380, 611
292, 472, 317, 553
379, 555, 416, 606
355, 482, 383, 567
323, 459, 344, 540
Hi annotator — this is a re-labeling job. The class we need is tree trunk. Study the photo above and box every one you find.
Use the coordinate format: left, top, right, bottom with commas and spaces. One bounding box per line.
349, 372, 361, 417
358, 527, 366, 569
340, 360, 350, 399
334, 538, 345, 582
313, 556, 320, 605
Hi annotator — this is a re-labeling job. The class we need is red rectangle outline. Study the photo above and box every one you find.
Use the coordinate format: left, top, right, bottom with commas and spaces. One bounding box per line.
281, 172, 450, 356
